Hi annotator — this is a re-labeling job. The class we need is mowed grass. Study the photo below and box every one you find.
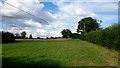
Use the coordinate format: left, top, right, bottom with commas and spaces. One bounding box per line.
2, 39, 118, 67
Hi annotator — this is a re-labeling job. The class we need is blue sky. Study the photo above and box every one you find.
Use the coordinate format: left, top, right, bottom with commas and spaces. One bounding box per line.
41, 2, 59, 14
0, 0, 119, 38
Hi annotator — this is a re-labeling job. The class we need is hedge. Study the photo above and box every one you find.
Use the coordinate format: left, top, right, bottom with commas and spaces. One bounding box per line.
79, 24, 120, 50
1, 31, 15, 43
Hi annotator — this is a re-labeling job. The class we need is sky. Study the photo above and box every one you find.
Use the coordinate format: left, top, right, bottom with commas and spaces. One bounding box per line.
0, 0, 119, 38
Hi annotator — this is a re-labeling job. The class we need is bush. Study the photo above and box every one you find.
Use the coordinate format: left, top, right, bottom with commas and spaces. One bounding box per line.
37, 37, 40, 39
79, 24, 120, 50
71, 33, 80, 39
2, 31, 15, 43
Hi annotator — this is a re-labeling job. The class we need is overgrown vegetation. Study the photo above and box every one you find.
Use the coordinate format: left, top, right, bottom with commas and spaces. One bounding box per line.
80, 24, 120, 50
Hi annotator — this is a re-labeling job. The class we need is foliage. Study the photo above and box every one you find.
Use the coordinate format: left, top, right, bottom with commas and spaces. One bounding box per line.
79, 24, 120, 50
71, 33, 80, 39
61, 29, 72, 38
50, 37, 54, 39
2, 31, 15, 43
77, 17, 100, 33
25, 37, 28, 39
29, 34, 33, 39
15, 33, 22, 39
46, 37, 49, 39
15, 33, 19, 37
21, 31, 26, 39
37, 37, 40, 39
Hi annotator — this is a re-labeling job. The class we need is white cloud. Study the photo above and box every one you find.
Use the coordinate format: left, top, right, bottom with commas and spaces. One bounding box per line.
35, 29, 47, 36
41, 0, 119, 2
50, 31, 62, 37
59, 4, 91, 16
24, 20, 42, 28
49, 1, 99, 30
87, 13, 98, 18
33, 29, 62, 37
0, 0, 54, 24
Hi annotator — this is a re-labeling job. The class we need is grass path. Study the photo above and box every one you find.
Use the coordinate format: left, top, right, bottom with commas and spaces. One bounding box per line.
2, 39, 118, 67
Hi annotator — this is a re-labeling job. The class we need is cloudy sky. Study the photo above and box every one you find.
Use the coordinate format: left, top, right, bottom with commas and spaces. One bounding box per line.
0, 0, 119, 38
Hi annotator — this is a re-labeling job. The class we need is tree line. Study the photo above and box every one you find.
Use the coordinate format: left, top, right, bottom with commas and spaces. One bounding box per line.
1, 16, 119, 50
1, 17, 101, 43
15, 31, 31, 39
61, 17, 119, 50
1, 31, 62, 43
61, 17, 100, 38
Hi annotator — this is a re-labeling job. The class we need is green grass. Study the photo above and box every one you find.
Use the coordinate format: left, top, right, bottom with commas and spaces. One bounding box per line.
2, 39, 118, 67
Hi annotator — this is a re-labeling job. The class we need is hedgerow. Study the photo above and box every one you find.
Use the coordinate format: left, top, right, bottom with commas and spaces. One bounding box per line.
1, 31, 15, 43
79, 24, 120, 50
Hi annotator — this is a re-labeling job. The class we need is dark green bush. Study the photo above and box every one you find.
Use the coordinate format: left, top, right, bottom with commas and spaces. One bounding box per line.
71, 33, 80, 39
79, 24, 120, 50
2, 31, 15, 43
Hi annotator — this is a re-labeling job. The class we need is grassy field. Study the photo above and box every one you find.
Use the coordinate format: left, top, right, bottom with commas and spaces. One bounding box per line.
2, 39, 118, 67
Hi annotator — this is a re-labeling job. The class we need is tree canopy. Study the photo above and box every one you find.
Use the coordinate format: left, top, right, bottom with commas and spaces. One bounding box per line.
61, 29, 72, 38
29, 34, 33, 39
77, 17, 100, 33
21, 31, 26, 39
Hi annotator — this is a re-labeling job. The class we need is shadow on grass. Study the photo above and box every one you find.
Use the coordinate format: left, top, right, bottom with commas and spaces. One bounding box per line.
2, 41, 22, 44
2, 57, 60, 68
2, 57, 118, 68
14, 41, 22, 43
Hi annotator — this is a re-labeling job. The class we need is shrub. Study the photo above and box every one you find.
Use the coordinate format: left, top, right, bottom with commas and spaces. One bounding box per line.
79, 24, 120, 50
71, 33, 80, 39
2, 31, 15, 43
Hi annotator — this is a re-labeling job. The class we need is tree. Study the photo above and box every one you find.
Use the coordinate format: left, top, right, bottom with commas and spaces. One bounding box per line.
50, 37, 54, 39
21, 31, 26, 39
46, 37, 49, 39
61, 29, 72, 38
25, 37, 28, 39
77, 17, 100, 33
71, 33, 80, 39
15, 33, 19, 37
15, 33, 21, 39
2, 31, 15, 43
37, 37, 40, 39
29, 34, 32, 39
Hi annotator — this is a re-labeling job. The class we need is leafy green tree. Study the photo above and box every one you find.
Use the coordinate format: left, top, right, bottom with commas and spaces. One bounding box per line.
61, 29, 72, 38
29, 34, 32, 39
77, 17, 100, 33
21, 31, 26, 39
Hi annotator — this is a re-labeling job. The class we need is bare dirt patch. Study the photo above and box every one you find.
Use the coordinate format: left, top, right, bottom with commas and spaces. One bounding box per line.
16, 38, 72, 41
